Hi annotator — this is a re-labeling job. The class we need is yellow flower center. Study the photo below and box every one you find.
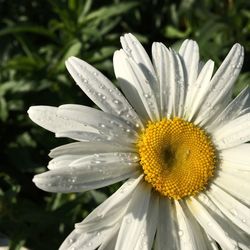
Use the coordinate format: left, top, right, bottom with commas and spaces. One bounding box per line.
137, 117, 216, 199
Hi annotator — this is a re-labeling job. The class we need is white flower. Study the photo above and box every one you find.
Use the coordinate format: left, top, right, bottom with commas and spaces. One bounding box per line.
28, 33, 250, 250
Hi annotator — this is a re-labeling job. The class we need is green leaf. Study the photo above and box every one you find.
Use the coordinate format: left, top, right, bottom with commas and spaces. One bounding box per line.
0, 97, 8, 122
82, 2, 138, 24
164, 25, 192, 38
55, 41, 82, 71
0, 25, 55, 39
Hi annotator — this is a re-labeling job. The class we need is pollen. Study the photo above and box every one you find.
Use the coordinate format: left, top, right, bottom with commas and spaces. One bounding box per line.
137, 117, 216, 199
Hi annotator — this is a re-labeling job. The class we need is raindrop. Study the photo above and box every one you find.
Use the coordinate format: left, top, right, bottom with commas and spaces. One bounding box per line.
207, 222, 212, 227
241, 218, 246, 223
87, 242, 92, 247
99, 124, 106, 128
185, 149, 190, 159
68, 238, 74, 244
178, 230, 184, 236
93, 72, 99, 76
113, 99, 120, 104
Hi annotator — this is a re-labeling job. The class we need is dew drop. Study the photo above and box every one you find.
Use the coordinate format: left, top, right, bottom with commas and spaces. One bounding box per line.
68, 238, 74, 244
178, 230, 184, 236
113, 99, 120, 104
93, 71, 99, 76
99, 123, 106, 128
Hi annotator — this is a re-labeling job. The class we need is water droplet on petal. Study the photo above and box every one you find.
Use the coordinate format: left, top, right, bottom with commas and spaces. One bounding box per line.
178, 230, 184, 236
207, 222, 212, 227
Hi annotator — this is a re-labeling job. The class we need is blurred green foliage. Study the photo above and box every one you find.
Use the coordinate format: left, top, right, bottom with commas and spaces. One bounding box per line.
0, 0, 250, 249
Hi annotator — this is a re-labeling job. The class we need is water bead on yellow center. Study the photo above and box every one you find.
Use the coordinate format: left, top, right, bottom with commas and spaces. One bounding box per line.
137, 117, 217, 199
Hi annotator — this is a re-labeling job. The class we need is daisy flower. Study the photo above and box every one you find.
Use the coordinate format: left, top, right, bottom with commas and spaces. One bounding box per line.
28, 33, 250, 250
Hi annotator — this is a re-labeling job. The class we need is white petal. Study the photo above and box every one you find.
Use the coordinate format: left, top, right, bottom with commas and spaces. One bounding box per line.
195, 43, 244, 126
197, 193, 250, 249
213, 113, 250, 149
115, 183, 152, 250
152, 43, 186, 118
179, 39, 199, 88
75, 175, 143, 232
59, 225, 115, 250
207, 184, 250, 234
70, 152, 139, 168
49, 141, 135, 158
58, 104, 137, 142
33, 155, 140, 193
155, 197, 179, 250
28, 106, 96, 133
186, 197, 239, 249
219, 144, 250, 172
185, 60, 214, 121
55, 131, 110, 142
134, 192, 159, 250
65, 56, 143, 128
121, 33, 159, 101
49, 152, 139, 171
207, 87, 250, 132
214, 171, 250, 206
98, 226, 119, 250
114, 50, 159, 122
48, 155, 81, 170
175, 201, 209, 250
152, 42, 170, 117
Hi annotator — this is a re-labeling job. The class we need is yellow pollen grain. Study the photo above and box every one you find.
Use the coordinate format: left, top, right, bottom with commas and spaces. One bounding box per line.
137, 117, 216, 199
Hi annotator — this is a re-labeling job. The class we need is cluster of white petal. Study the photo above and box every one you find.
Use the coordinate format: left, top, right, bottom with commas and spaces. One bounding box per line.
28, 33, 250, 249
